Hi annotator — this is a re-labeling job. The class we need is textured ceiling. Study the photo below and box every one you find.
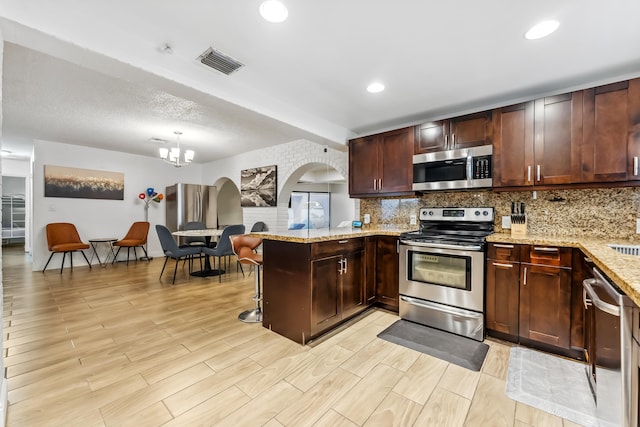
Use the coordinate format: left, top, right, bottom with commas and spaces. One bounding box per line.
1, 0, 640, 162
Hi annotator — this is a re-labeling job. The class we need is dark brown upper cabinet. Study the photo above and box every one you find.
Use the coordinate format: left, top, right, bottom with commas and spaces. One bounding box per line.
493, 92, 583, 188
581, 78, 640, 183
415, 111, 493, 154
349, 126, 414, 197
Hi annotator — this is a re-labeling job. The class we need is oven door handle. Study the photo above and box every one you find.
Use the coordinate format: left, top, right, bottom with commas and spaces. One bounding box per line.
399, 240, 482, 251
400, 296, 484, 319
582, 278, 620, 317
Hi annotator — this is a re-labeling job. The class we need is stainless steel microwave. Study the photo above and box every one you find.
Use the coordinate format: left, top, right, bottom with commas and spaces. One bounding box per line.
412, 145, 493, 191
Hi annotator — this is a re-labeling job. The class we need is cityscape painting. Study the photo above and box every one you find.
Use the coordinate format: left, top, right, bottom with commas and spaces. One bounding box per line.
44, 165, 124, 200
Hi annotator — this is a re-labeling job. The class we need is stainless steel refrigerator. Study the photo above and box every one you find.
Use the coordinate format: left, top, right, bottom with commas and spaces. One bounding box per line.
165, 184, 218, 234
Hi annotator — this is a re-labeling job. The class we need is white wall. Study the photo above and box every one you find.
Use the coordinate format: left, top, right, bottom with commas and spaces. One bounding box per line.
32, 140, 202, 271
203, 139, 354, 232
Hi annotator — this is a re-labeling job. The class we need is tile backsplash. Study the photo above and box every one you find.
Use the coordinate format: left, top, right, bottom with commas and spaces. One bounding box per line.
359, 187, 640, 241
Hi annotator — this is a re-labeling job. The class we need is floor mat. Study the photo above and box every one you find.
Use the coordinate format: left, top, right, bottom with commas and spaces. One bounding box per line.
506, 346, 597, 427
377, 319, 489, 371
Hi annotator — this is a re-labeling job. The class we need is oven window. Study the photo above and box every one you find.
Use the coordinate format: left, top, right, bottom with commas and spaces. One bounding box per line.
407, 250, 471, 290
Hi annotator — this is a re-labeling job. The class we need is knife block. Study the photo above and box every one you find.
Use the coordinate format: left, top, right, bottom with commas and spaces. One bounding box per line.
510, 216, 527, 238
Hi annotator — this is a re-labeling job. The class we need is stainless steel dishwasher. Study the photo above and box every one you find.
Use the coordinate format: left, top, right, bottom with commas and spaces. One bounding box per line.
583, 267, 634, 427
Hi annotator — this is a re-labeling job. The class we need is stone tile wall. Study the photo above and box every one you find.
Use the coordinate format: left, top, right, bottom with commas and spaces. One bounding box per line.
360, 187, 640, 240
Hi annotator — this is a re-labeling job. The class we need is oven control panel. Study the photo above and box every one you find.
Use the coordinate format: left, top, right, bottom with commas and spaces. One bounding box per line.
419, 207, 494, 222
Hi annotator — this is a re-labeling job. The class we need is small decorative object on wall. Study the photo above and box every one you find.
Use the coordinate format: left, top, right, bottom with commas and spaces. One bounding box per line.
240, 165, 277, 207
138, 187, 164, 221
44, 165, 124, 200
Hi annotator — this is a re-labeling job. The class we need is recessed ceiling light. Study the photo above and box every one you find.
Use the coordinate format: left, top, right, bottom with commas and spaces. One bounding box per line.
367, 82, 385, 93
525, 20, 559, 40
260, 1, 288, 23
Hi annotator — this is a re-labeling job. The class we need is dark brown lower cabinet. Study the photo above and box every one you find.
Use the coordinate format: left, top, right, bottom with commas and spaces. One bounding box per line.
485, 258, 520, 337
263, 238, 367, 344
486, 243, 583, 359
374, 236, 399, 312
519, 263, 572, 348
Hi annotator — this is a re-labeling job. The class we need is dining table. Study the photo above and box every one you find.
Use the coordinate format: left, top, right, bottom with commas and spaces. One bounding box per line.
172, 228, 224, 277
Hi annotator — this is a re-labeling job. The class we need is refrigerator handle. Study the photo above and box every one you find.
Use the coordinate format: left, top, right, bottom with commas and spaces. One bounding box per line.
196, 190, 201, 222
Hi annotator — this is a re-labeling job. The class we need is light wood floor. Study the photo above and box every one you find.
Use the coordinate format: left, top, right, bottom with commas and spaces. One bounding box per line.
2, 246, 584, 427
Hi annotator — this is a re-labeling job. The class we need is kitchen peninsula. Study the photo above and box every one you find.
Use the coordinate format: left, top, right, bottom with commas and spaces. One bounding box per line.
253, 227, 409, 344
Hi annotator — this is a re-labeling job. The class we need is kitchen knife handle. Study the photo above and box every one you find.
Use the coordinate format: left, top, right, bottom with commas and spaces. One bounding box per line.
634, 156, 639, 176
536, 165, 541, 181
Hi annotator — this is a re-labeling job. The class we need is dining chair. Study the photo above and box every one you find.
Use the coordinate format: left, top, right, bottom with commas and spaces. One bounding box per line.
250, 221, 267, 232
113, 221, 150, 265
155, 224, 203, 284
201, 224, 245, 282
43, 222, 92, 273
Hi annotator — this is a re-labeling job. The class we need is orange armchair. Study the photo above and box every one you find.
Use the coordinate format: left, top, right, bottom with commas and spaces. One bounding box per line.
43, 222, 91, 273
113, 221, 150, 265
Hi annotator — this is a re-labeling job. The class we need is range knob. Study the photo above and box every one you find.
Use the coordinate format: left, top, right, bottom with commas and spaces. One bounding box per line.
483, 210, 489, 216
428, 210, 434, 216
474, 210, 480, 216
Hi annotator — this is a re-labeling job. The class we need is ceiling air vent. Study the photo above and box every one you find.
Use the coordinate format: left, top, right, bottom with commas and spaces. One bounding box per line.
197, 47, 244, 75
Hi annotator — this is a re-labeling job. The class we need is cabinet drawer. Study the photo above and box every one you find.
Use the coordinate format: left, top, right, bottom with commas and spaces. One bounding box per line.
311, 238, 364, 259
521, 245, 572, 267
487, 243, 520, 261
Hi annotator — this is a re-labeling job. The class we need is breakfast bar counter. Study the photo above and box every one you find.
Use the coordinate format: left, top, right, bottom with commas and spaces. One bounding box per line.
250, 227, 410, 344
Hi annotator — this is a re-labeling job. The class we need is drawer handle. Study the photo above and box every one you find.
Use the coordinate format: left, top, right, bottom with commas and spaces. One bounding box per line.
493, 244, 514, 249
492, 262, 514, 268
583, 256, 593, 263
533, 247, 558, 252
338, 240, 349, 244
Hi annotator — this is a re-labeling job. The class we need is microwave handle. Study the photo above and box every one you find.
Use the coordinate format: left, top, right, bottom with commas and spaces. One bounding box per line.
466, 151, 473, 183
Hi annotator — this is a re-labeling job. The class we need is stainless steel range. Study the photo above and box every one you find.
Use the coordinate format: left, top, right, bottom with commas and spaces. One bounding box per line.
399, 207, 494, 341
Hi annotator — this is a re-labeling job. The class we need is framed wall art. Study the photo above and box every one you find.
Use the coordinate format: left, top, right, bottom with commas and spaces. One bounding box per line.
44, 165, 124, 200
240, 165, 277, 207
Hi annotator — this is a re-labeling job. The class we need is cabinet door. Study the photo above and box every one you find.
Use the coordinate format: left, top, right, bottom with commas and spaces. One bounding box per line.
534, 93, 583, 185
341, 249, 366, 319
349, 135, 379, 196
311, 256, 342, 336
379, 127, 414, 194
519, 264, 572, 349
415, 121, 448, 153
375, 236, 400, 311
492, 102, 535, 187
582, 79, 640, 183
364, 237, 377, 305
486, 259, 520, 336
449, 111, 493, 150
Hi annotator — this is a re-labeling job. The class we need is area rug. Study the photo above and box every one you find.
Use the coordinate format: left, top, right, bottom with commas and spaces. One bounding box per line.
377, 320, 489, 371
506, 346, 597, 427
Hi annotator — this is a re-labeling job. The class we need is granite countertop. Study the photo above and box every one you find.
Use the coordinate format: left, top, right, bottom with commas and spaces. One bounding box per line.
249, 226, 413, 243
487, 233, 640, 307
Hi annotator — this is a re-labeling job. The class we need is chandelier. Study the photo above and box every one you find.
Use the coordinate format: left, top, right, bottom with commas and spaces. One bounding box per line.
159, 131, 194, 167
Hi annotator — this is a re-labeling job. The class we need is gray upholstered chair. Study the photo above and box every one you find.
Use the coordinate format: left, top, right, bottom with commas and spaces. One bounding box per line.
250, 221, 267, 232
155, 224, 202, 284
201, 224, 245, 282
